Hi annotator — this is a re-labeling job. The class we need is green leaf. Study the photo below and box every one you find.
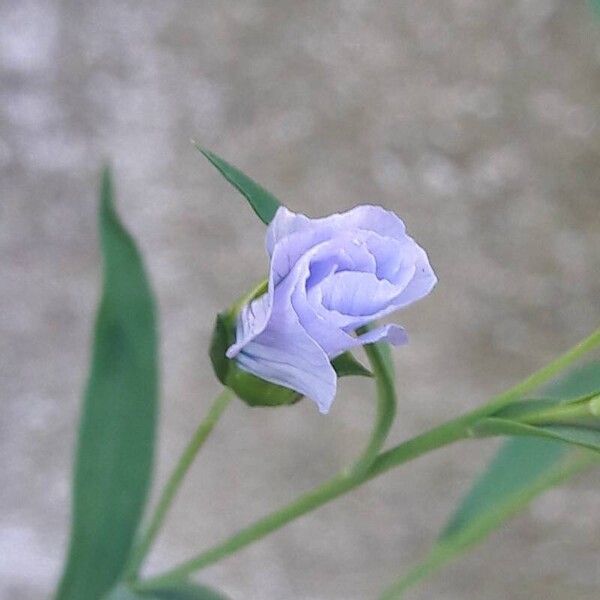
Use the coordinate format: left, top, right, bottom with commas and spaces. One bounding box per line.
441, 437, 570, 540
104, 586, 140, 600
381, 441, 595, 600
541, 361, 600, 399
196, 145, 281, 225
141, 583, 229, 600
55, 168, 159, 600
488, 393, 599, 422
381, 362, 600, 599
473, 418, 600, 453
105, 582, 228, 600
444, 362, 600, 536
331, 351, 373, 378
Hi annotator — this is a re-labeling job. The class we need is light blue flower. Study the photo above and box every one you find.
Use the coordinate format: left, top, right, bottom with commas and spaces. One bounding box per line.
227, 205, 437, 414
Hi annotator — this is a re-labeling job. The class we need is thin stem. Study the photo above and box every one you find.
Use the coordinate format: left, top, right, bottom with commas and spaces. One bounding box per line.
134, 325, 600, 592
519, 401, 598, 426
134, 415, 473, 592
351, 341, 397, 476
480, 326, 600, 413
125, 388, 234, 579
373, 326, 600, 474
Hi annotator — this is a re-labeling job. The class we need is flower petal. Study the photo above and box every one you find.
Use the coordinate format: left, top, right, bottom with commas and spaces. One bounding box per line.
234, 308, 337, 414
318, 271, 409, 317
228, 241, 338, 413
230, 205, 436, 414
292, 279, 356, 358
266, 205, 407, 256
226, 292, 271, 359
266, 207, 311, 256
390, 245, 438, 308
353, 323, 408, 347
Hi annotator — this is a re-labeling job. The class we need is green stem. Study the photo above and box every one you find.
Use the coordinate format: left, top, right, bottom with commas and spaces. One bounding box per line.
134, 415, 476, 592
351, 341, 397, 476
519, 400, 599, 426
481, 326, 600, 412
125, 388, 234, 579
134, 325, 600, 592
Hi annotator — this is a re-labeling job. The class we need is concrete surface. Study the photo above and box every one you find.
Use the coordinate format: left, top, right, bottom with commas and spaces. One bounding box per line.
1, 1, 599, 599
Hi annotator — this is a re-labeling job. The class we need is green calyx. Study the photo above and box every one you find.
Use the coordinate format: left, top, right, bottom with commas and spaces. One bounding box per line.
209, 284, 302, 408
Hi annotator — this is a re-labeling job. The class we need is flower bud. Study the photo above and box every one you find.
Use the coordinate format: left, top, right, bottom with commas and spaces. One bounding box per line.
209, 284, 302, 408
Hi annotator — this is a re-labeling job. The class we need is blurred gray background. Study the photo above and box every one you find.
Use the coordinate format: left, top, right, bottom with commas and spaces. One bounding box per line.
2, 1, 600, 599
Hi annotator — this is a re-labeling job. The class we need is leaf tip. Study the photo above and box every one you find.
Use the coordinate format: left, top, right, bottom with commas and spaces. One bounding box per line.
99, 165, 116, 220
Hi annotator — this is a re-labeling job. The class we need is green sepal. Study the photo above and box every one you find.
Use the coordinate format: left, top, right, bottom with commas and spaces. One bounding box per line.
225, 363, 303, 408
208, 312, 234, 386
331, 352, 373, 378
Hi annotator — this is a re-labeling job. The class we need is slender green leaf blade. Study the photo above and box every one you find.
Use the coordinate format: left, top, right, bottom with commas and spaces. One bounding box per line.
142, 583, 229, 600
443, 361, 600, 539
105, 582, 229, 600
55, 169, 159, 600
383, 361, 600, 598
490, 392, 600, 421
197, 146, 281, 224
331, 351, 373, 378
473, 418, 600, 453
104, 587, 140, 600
442, 437, 568, 539
381, 446, 594, 600
541, 361, 600, 399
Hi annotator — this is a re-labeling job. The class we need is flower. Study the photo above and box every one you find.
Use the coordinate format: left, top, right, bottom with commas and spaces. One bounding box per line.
226, 205, 437, 414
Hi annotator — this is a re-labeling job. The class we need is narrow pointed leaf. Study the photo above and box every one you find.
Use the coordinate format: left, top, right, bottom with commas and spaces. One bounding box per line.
383, 361, 600, 598
196, 146, 281, 225
473, 418, 600, 453
541, 361, 600, 399
442, 362, 600, 538
489, 393, 599, 421
332, 351, 373, 378
55, 169, 159, 600
441, 438, 574, 540
105, 582, 228, 600
380, 443, 594, 600
141, 583, 229, 600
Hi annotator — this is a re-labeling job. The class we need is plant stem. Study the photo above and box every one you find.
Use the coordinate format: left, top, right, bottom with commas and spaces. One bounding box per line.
351, 341, 397, 477
481, 326, 600, 412
519, 400, 599, 426
125, 387, 234, 579
134, 325, 600, 592
134, 415, 475, 592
